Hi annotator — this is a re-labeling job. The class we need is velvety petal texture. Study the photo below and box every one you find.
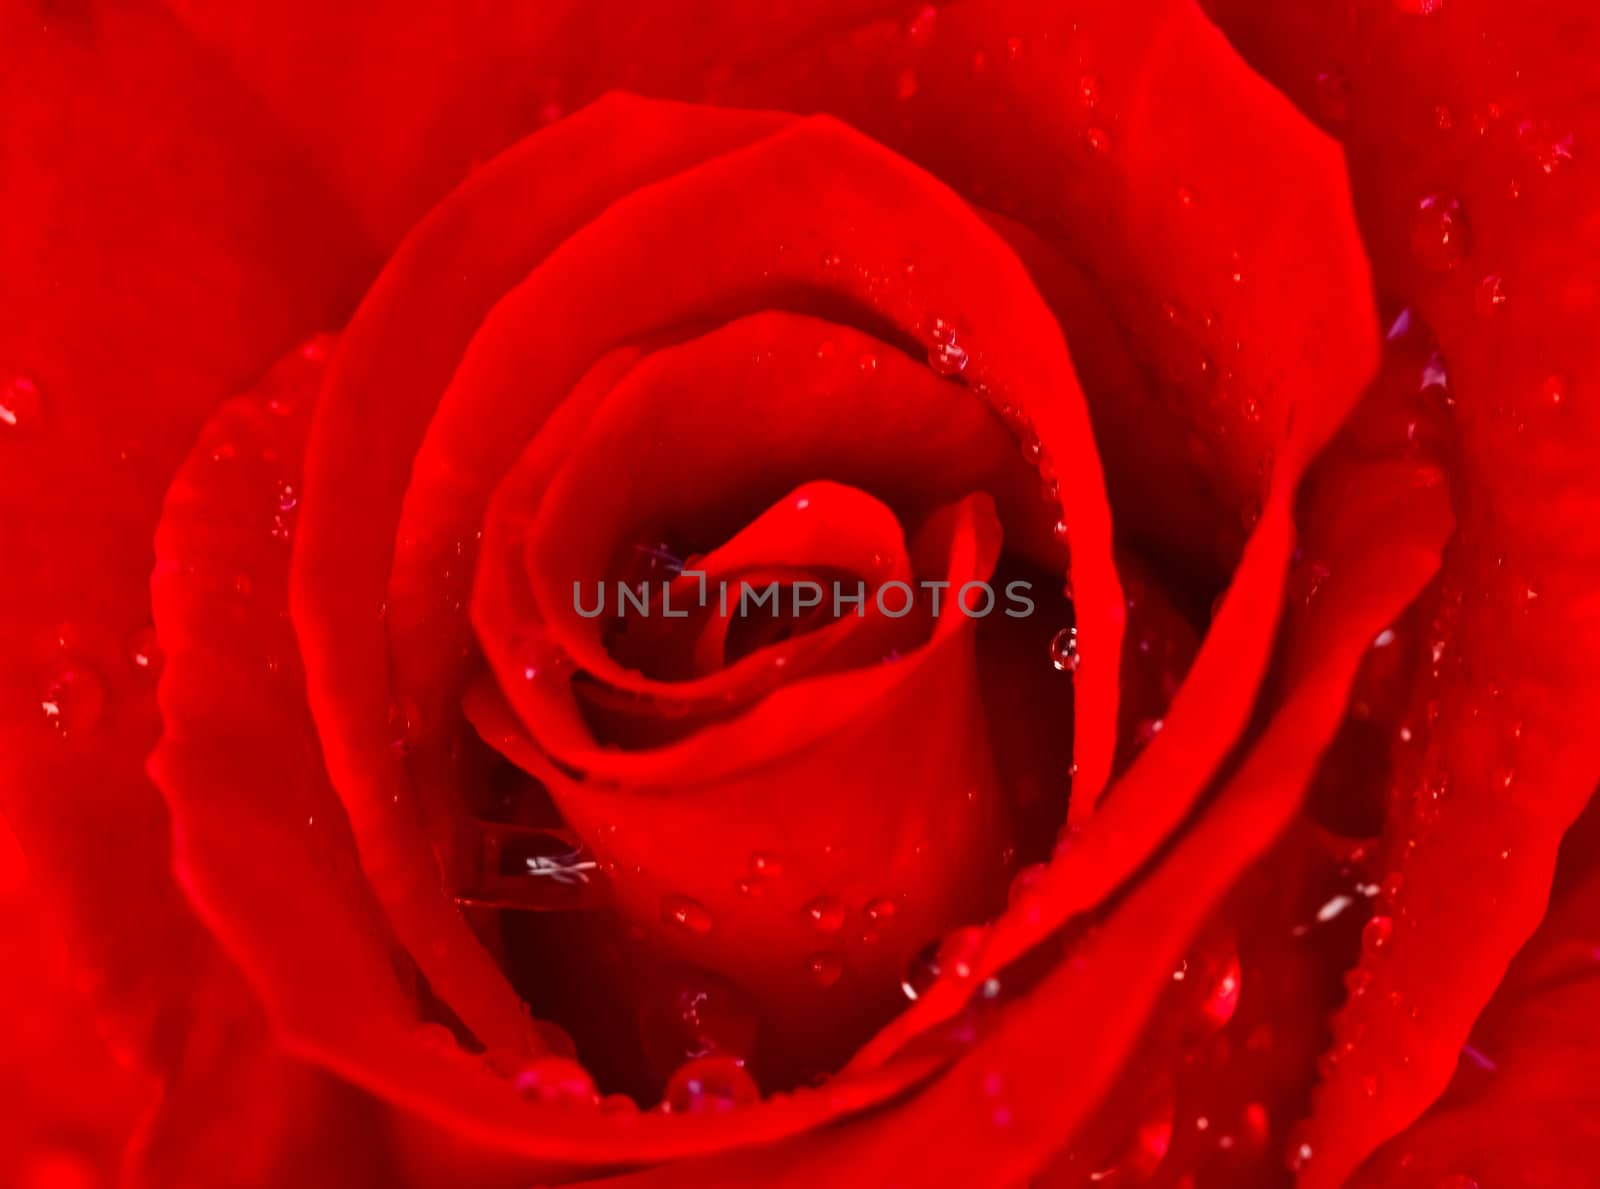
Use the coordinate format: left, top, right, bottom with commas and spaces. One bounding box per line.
1205, 2, 1600, 1181
11, 0, 1593, 1184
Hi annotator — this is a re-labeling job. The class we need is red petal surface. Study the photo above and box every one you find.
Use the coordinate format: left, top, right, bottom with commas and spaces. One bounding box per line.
597, 441, 1451, 1185
0, 820, 148, 1186
0, 0, 369, 1075
1204, 3, 1600, 1180
165, 0, 916, 247
1353, 802, 1600, 1187
292, 98, 790, 1057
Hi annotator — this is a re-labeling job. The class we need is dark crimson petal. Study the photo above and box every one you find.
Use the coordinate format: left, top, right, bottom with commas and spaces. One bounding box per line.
0, 0, 370, 1072
131, 279, 975, 1176
498, 311, 1051, 721
292, 97, 790, 1057
1353, 798, 1600, 1187
473, 492, 1010, 1072
601, 441, 1450, 1188
387, 109, 1120, 817
1204, 4, 1600, 1180
729, 0, 1377, 539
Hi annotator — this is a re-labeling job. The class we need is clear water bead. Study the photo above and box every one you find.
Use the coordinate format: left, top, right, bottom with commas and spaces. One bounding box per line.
1, 374, 45, 432
927, 317, 969, 377
513, 1056, 599, 1107
1049, 626, 1081, 673
662, 1055, 759, 1113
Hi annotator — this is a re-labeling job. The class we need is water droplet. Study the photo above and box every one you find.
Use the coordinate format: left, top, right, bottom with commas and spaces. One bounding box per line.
749, 851, 783, 878
1362, 914, 1395, 954
513, 1056, 599, 1107
1198, 950, 1242, 1029
600, 1093, 639, 1114
803, 896, 845, 932
1, 373, 45, 433
907, 4, 938, 46
534, 1019, 579, 1058
1077, 73, 1101, 110
1542, 373, 1568, 407
1049, 626, 1080, 672
638, 967, 759, 1072
662, 1055, 759, 1113
1313, 69, 1351, 124
1286, 1130, 1315, 1172
1409, 192, 1469, 272
927, 317, 969, 377
126, 626, 163, 680
1051, 518, 1069, 545
806, 951, 843, 987
1474, 273, 1507, 317
40, 663, 106, 737
863, 896, 897, 925
937, 926, 986, 981
662, 894, 715, 935
901, 940, 942, 1000
1394, 0, 1445, 12
1084, 126, 1111, 154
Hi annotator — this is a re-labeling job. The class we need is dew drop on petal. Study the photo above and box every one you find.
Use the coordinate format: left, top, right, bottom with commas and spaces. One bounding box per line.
1474, 273, 1507, 317
749, 851, 783, 878
662, 1055, 759, 1113
1, 373, 45, 433
662, 894, 715, 935
512, 1056, 600, 1107
1362, 913, 1395, 955
40, 662, 106, 737
927, 317, 969, 377
863, 896, 897, 926
638, 967, 759, 1071
126, 626, 164, 680
901, 940, 942, 1000
1049, 626, 1080, 673
806, 951, 844, 987
1409, 192, 1469, 272
803, 896, 846, 932
937, 926, 986, 981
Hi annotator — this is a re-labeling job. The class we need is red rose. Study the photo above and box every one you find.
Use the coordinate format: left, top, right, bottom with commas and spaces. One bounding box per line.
3, 1, 1597, 1185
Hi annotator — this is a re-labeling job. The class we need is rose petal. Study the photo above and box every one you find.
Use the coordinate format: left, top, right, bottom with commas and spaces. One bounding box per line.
165, 0, 914, 244
1352, 796, 1600, 1187
472, 491, 1012, 1077
1204, 3, 1600, 1179
0, 0, 370, 1071
595, 427, 1450, 1187
149, 338, 425, 1059
496, 310, 1050, 725
292, 96, 791, 1057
